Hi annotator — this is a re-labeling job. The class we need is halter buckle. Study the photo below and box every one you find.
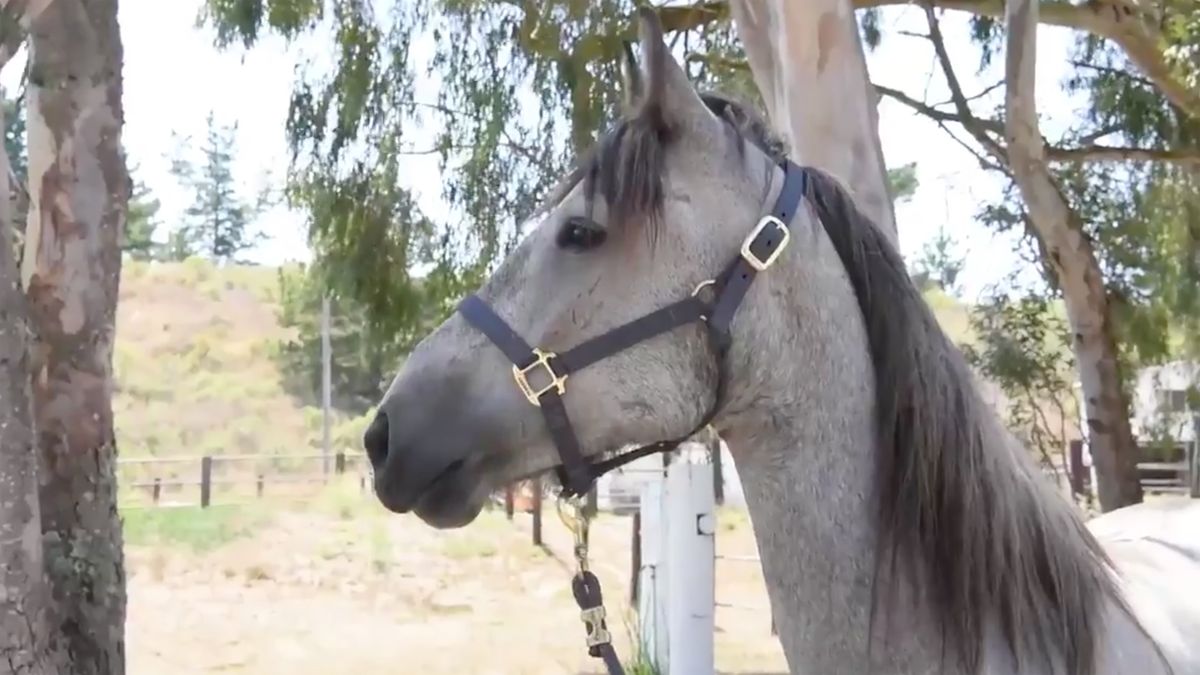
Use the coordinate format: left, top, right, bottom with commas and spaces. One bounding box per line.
740, 214, 790, 271
580, 606, 611, 647
512, 348, 567, 406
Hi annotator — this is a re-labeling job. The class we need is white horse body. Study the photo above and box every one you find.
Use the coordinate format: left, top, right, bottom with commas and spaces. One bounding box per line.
1090, 500, 1200, 674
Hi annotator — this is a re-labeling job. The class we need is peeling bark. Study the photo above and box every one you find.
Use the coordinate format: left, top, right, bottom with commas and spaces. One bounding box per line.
0, 0, 53, 67
22, 0, 127, 670
0, 88, 64, 675
1004, 0, 1142, 511
729, 0, 898, 244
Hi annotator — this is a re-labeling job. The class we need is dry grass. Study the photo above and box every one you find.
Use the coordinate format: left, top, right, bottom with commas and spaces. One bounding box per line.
123, 478, 788, 675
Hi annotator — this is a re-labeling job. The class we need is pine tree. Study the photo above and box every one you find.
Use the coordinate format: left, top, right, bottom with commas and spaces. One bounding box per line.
123, 166, 161, 260
169, 112, 266, 264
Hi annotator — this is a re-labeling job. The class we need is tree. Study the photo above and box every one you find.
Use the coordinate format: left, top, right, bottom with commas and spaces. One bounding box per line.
910, 226, 964, 295
729, 0, 899, 243
21, 0, 128, 669
962, 289, 1080, 495
198, 0, 925, 355
861, 0, 1198, 511
887, 160, 918, 204
123, 166, 162, 260
0, 40, 63, 675
275, 262, 414, 412
169, 111, 267, 265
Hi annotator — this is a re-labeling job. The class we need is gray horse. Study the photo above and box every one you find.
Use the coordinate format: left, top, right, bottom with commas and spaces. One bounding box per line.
363, 9, 1200, 675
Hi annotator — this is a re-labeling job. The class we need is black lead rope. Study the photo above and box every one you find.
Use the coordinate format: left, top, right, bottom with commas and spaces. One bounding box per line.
457, 159, 807, 675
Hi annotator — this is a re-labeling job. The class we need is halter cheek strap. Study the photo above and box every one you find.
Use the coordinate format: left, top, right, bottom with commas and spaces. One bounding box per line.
456, 159, 807, 497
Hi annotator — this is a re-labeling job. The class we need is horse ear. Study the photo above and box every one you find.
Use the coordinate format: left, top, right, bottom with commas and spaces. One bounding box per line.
621, 40, 643, 112
634, 7, 713, 134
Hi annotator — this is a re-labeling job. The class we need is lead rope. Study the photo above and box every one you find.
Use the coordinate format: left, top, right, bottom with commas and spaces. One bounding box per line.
557, 495, 626, 675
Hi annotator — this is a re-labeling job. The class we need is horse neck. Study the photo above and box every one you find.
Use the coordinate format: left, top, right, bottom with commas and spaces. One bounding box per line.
714, 215, 952, 673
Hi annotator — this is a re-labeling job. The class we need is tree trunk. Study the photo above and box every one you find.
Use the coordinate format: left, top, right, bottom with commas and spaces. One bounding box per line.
1, 85, 64, 675
22, 0, 127, 670
1004, 0, 1142, 511
728, 0, 898, 244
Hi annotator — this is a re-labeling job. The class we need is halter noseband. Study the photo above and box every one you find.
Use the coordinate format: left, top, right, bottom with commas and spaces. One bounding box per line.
456, 159, 807, 497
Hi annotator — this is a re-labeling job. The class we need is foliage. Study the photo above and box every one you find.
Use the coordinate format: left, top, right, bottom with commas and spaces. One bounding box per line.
887, 161, 919, 204
202, 0, 926, 344
908, 226, 962, 296
3, 87, 25, 180
123, 167, 163, 261
168, 111, 271, 264
1162, 0, 1199, 94
122, 504, 272, 552
273, 260, 418, 412
961, 289, 1078, 484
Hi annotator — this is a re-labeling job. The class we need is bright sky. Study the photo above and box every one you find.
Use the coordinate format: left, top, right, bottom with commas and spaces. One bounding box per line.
3, 1, 1087, 301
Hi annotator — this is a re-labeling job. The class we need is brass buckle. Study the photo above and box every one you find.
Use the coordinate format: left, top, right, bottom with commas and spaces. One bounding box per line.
740, 215, 790, 271
512, 348, 567, 407
581, 606, 611, 647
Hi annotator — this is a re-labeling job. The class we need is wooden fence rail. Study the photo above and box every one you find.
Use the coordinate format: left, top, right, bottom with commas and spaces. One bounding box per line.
117, 451, 367, 508
1068, 439, 1200, 500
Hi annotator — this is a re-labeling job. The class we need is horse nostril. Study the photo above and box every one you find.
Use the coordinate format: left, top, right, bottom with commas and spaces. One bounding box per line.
363, 412, 389, 469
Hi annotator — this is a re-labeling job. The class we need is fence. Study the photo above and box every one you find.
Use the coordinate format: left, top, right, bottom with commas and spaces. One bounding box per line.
1068, 438, 1200, 499
117, 451, 368, 508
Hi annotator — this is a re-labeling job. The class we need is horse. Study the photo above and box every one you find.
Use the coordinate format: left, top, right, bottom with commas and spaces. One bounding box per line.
361, 8, 1200, 674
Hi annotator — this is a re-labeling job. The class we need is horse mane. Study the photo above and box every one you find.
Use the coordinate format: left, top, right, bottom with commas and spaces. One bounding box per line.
800, 165, 1137, 675
559, 89, 1149, 674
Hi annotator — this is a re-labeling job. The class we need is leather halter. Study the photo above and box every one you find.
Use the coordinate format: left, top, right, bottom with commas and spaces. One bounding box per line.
456, 159, 806, 674
458, 158, 806, 498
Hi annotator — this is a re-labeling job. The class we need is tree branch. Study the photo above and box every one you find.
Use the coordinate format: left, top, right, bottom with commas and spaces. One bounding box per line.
684, 51, 750, 72
875, 83, 1004, 133
924, 5, 1009, 162
657, 1, 729, 34
0, 0, 52, 69
1046, 144, 1200, 164
876, 83, 1008, 172
856, 0, 1200, 118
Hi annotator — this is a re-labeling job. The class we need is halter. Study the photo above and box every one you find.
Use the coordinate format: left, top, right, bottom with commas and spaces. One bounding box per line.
456, 159, 807, 674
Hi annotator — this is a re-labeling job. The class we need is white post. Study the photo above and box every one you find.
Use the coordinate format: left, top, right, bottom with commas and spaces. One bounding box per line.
637, 476, 668, 672
321, 294, 332, 475
664, 454, 716, 674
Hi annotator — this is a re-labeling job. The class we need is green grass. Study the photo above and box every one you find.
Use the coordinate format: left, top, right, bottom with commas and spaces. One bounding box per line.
122, 504, 273, 552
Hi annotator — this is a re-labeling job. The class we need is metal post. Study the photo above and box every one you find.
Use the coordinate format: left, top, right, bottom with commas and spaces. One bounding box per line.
152, 477, 161, 505
321, 294, 332, 476
335, 451, 346, 475
256, 474, 264, 498
629, 511, 641, 605
200, 456, 213, 508
1068, 439, 1084, 496
532, 475, 543, 546
710, 431, 725, 505
1190, 418, 1199, 498
585, 485, 598, 518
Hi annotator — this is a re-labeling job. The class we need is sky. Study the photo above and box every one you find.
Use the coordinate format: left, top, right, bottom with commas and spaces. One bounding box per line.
3, 1, 1088, 301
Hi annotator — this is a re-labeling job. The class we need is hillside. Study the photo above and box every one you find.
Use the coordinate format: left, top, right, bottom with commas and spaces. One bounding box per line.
110, 260, 1000, 470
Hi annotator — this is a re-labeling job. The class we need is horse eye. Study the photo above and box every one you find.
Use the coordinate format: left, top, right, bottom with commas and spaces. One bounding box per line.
556, 217, 607, 251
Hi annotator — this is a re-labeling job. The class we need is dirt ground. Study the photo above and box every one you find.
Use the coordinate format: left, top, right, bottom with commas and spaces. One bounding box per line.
124, 486, 788, 675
